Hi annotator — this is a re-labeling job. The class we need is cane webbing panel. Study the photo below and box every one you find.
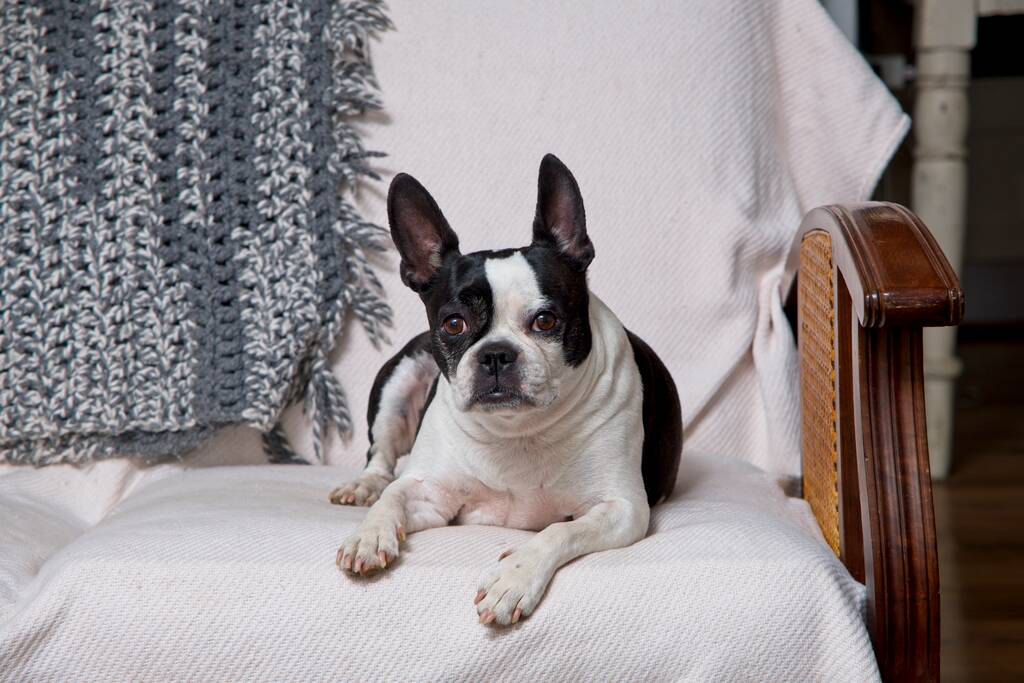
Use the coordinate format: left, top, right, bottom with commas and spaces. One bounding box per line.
799, 231, 841, 557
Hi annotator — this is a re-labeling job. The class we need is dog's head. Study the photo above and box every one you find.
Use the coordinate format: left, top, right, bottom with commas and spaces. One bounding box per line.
389, 154, 594, 414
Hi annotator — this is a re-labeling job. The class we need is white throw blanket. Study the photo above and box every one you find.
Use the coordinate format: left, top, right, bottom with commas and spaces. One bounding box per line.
0, 1, 906, 679
0, 455, 879, 681
284, 0, 908, 481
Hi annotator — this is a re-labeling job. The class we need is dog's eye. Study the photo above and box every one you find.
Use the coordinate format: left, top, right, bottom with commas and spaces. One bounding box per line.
531, 311, 557, 332
442, 315, 468, 336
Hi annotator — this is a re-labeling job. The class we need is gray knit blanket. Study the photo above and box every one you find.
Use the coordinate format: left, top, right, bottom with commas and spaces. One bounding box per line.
0, 1, 392, 465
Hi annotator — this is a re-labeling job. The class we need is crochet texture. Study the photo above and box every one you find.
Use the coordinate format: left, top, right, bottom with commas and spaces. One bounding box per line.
0, 1, 393, 465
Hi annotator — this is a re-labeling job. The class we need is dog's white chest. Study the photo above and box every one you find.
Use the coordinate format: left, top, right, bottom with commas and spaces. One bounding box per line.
454, 484, 573, 531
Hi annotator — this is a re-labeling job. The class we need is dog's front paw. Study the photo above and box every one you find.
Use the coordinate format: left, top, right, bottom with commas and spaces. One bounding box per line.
474, 548, 553, 626
329, 472, 392, 507
336, 520, 406, 576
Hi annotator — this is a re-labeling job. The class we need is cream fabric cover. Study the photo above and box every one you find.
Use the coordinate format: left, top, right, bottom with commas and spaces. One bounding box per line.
0, 0, 907, 679
0, 455, 879, 681
289, 0, 907, 480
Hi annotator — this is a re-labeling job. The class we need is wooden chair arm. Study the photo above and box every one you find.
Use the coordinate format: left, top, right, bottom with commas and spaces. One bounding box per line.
790, 202, 963, 683
785, 202, 964, 327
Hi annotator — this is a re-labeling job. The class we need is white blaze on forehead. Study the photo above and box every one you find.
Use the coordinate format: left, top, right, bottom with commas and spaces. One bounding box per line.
483, 252, 545, 330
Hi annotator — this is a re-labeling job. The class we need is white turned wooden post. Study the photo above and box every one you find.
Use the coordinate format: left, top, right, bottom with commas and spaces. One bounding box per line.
913, 1, 974, 481
912, 1, 975, 479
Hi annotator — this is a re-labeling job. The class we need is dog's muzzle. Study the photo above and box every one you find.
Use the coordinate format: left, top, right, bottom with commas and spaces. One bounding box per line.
469, 342, 532, 409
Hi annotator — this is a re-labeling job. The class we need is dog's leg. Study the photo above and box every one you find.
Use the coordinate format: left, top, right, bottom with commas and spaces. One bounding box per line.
336, 475, 457, 575
475, 497, 650, 625
328, 440, 406, 507
330, 333, 438, 506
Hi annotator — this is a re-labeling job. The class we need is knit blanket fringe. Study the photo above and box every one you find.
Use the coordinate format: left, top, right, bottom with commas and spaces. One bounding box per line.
0, 1, 393, 465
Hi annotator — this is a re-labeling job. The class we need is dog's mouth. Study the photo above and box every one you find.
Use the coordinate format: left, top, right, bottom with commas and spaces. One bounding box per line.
469, 384, 534, 411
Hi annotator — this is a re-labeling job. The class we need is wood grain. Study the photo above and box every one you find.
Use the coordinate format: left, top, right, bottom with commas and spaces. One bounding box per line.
835, 273, 866, 584
852, 322, 941, 681
794, 202, 963, 682
786, 202, 965, 328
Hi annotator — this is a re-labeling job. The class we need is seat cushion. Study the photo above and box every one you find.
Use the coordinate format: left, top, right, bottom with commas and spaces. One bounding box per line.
0, 455, 879, 681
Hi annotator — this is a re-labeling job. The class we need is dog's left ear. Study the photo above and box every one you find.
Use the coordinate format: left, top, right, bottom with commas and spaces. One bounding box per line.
532, 154, 594, 272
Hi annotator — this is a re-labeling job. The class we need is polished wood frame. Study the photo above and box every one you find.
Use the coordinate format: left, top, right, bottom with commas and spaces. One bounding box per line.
785, 203, 964, 683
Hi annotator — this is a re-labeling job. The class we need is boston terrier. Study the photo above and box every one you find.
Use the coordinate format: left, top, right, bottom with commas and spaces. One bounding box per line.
331, 154, 682, 626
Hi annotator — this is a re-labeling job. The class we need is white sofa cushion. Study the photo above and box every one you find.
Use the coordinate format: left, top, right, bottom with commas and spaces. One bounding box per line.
0, 455, 879, 681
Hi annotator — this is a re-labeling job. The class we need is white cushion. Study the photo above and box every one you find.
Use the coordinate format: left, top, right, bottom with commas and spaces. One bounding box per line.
0, 455, 879, 681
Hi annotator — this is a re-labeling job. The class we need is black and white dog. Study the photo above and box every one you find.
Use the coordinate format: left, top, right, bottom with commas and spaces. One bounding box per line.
332, 155, 682, 626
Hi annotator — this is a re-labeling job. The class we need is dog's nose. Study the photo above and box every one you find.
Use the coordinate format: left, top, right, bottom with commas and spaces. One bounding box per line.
478, 342, 519, 373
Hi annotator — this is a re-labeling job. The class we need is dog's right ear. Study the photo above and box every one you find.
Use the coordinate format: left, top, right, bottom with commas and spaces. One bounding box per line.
388, 173, 460, 292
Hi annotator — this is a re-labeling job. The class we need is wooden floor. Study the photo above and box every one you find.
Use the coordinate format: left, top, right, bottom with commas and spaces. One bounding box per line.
934, 340, 1024, 682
